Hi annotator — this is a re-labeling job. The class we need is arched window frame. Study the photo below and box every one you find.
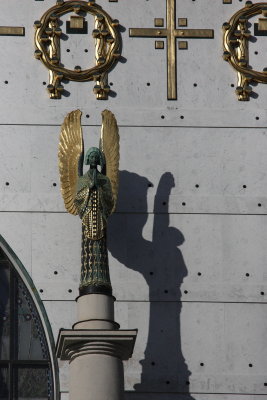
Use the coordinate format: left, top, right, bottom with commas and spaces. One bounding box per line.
0, 235, 60, 399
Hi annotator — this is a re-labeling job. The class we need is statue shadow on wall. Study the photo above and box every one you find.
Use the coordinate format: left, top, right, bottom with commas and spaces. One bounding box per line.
108, 170, 195, 399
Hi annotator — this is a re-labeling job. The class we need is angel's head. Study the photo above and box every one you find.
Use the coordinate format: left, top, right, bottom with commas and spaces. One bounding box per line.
85, 147, 105, 170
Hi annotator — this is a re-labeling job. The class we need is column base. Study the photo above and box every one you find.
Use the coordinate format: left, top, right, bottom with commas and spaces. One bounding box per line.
56, 294, 137, 400
56, 329, 137, 400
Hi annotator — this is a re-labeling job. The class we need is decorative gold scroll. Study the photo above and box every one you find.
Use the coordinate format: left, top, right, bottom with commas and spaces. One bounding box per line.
34, 1, 121, 99
223, 1, 267, 100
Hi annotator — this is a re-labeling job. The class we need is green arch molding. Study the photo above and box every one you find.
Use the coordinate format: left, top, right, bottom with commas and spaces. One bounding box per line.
0, 234, 60, 400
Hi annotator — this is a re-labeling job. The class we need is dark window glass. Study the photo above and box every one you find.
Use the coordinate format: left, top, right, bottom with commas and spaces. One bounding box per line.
0, 248, 54, 399
15, 367, 50, 399
0, 367, 9, 399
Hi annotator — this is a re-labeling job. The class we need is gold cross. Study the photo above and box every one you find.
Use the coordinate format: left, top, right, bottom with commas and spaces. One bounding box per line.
129, 0, 213, 100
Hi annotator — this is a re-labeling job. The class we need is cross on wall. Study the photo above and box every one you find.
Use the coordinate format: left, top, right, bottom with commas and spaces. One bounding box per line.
129, 0, 214, 100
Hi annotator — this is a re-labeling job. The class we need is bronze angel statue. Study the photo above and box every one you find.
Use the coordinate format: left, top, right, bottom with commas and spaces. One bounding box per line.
58, 109, 119, 296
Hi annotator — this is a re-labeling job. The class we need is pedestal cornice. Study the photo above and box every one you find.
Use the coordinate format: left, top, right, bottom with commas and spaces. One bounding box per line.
56, 329, 138, 361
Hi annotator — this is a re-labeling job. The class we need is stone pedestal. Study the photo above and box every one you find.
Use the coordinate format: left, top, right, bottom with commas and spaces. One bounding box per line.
56, 294, 137, 400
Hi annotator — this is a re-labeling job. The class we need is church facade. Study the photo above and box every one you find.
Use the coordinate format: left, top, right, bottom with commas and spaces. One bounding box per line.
0, 0, 267, 399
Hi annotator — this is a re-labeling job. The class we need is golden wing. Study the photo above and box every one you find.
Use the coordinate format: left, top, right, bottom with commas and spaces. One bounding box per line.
58, 109, 83, 215
99, 110, 120, 213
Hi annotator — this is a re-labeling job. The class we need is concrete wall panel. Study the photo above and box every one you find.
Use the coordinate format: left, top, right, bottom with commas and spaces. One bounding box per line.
0, 212, 32, 275
125, 395, 265, 400
0, 126, 266, 214
0, 1, 267, 126
121, 302, 267, 394
109, 212, 267, 302
1, 212, 267, 303
43, 300, 267, 396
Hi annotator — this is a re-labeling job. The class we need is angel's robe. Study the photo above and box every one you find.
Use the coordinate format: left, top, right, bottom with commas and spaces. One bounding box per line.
73, 169, 114, 294
74, 169, 114, 240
